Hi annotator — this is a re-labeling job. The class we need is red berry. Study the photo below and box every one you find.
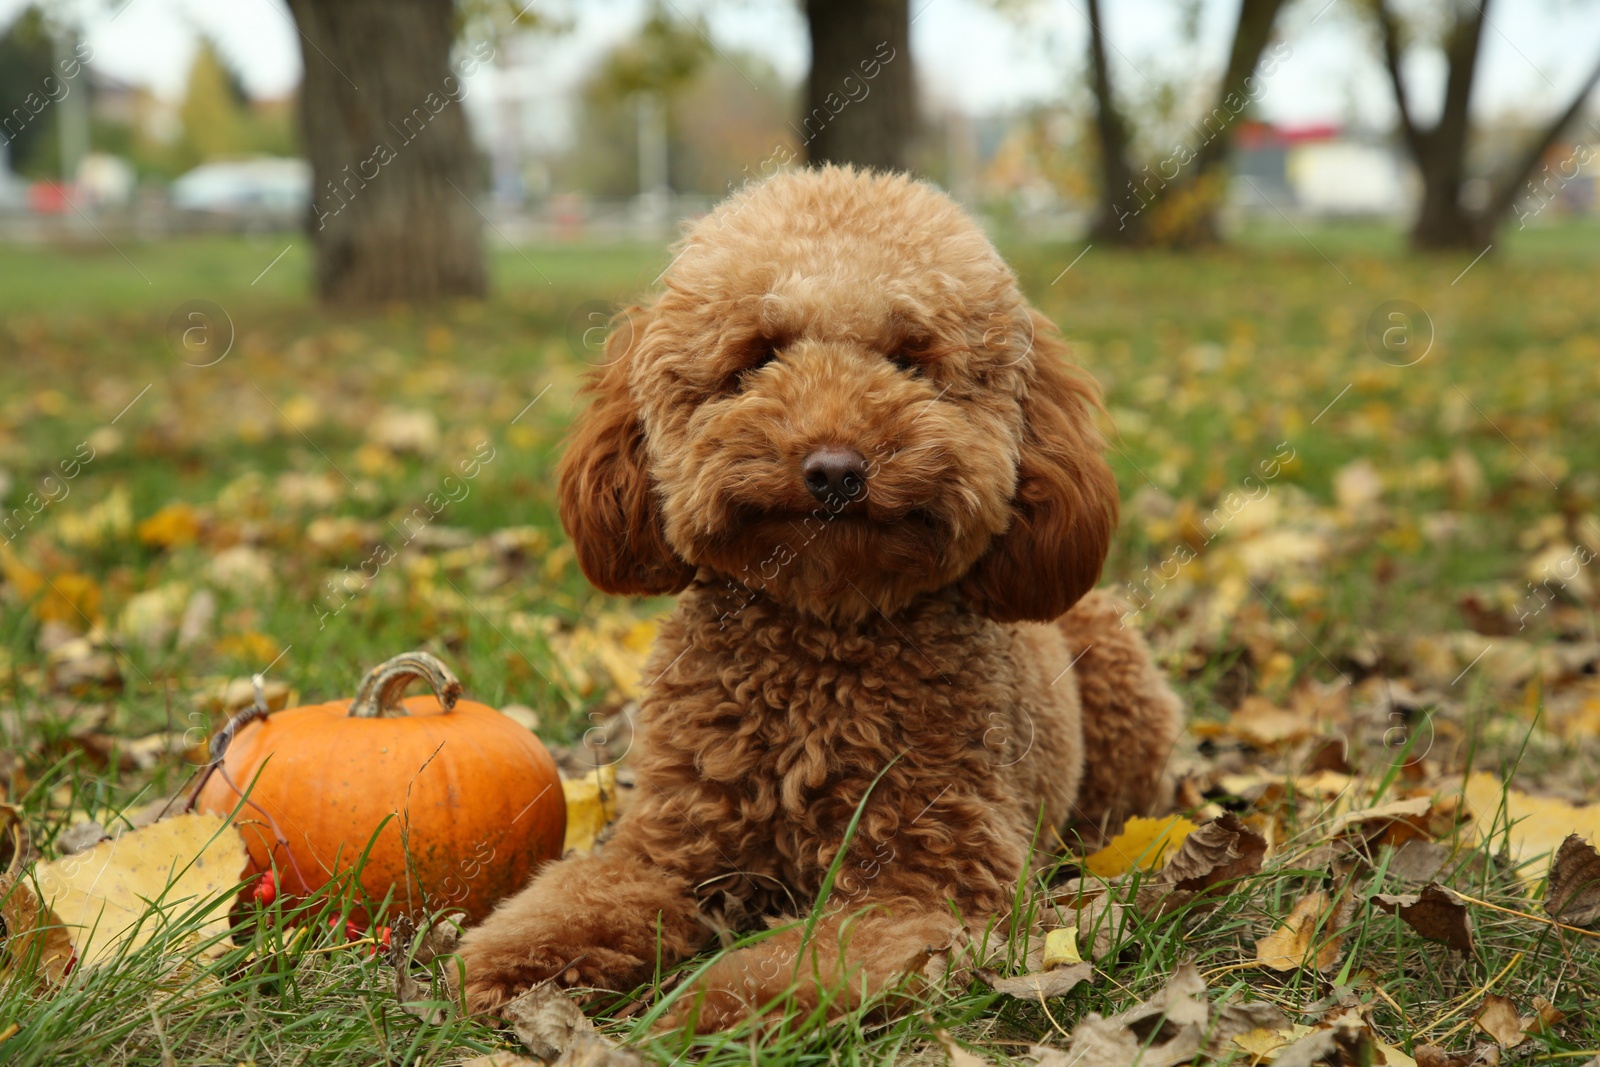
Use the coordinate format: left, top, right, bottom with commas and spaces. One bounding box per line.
253, 871, 277, 905
344, 920, 363, 942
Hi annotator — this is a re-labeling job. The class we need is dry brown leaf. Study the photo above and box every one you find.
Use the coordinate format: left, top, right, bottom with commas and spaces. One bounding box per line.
32, 811, 246, 973
1273, 1012, 1379, 1067
462, 1055, 539, 1067
549, 1033, 646, 1067
1545, 834, 1600, 926
1372, 883, 1474, 953
934, 1027, 988, 1067
1524, 995, 1566, 1035
1387, 840, 1452, 884
1328, 797, 1433, 839
1255, 890, 1342, 971
1058, 963, 1208, 1067
979, 962, 1093, 1000
1414, 1044, 1501, 1067
389, 912, 467, 1024
1210, 1001, 1294, 1056
1228, 696, 1316, 749
1472, 994, 1525, 1048
502, 983, 599, 1061
1161, 813, 1268, 896
0, 872, 76, 983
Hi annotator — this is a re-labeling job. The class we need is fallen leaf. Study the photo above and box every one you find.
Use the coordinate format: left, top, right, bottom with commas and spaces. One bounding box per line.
1328, 796, 1433, 839
1414, 1044, 1501, 1067
1227, 696, 1317, 749
1273, 1012, 1379, 1067
389, 911, 468, 1023
1524, 995, 1566, 1035
1058, 963, 1208, 1067
1387, 839, 1453, 884
1473, 994, 1525, 1048
0, 873, 75, 983
934, 1027, 988, 1067
1082, 815, 1198, 879
1545, 834, 1600, 926
137, 503, 203, 549
1460, 773, 1600, 880
463, 1055, 539, 1067
32, 812, 246, 974
1166, 814, 1267, 888
562, 766, 617, 854
1042, 926, 1082, 967
979, 961, 1093, 999
1375, 1037, 1419, 1067
502, 982, 599, 1061
1255, 890, 1342, 971
54, 820, 108, 856
1372, 883, 1474, 953
1210, 1002, 1294, 1056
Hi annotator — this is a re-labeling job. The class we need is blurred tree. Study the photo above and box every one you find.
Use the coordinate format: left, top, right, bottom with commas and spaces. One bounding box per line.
0, 6, 76, 177
283, 0, 489, 303
176, 40, 250, 165
567, 17, 791, 199
567, 8, 710, 198
1371, 0, 1600, 250
802, 0, 914, 172
1086, 0, 1290, 247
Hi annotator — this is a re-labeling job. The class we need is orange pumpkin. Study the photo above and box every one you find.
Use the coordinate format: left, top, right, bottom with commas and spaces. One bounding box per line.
196, 651, 564, 923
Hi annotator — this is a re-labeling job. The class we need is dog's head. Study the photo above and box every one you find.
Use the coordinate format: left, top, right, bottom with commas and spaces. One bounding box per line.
557, 166, 1117, 623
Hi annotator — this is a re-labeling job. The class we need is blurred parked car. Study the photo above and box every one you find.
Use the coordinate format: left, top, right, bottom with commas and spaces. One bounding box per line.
170, 158, 310, 230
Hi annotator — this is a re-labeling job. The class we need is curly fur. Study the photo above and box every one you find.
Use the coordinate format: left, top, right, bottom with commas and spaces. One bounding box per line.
460, 166, 1183, 1030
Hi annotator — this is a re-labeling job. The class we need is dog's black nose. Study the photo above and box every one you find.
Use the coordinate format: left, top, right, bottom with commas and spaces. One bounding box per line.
802, 447, 868, 504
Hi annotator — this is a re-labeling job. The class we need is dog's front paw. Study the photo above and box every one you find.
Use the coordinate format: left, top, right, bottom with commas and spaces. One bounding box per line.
658, 945, 806, 1034
458, 940, 557, 1016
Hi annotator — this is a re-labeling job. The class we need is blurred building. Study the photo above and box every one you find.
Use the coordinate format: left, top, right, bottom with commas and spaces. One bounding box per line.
1232, 122, 1409, 217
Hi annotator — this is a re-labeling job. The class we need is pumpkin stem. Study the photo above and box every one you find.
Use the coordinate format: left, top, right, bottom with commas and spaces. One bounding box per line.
348, 651, 463, 718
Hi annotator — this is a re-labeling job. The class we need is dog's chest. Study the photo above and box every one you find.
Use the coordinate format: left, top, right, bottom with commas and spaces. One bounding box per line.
643, 590, 1017, 810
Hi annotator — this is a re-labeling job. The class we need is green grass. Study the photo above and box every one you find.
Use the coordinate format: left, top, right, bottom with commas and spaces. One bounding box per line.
1, 222, 1598, 1064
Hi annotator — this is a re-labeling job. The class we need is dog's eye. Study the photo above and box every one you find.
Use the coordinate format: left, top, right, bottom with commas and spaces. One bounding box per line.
732, 342, 780, 392
887, 350, 920, 376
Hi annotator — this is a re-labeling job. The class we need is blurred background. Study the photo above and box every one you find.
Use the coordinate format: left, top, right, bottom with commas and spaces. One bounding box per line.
2, 0, 1600, 823
0, 0, 1596, 261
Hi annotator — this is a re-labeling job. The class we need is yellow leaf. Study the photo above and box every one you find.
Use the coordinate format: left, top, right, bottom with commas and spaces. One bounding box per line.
32, 812, 246, 973
1460, 772, 1600, 880
216, 630, 281, 665
55, 486, 133, 549
562, 766, 617, 854
1233, 1025, 1313, 1060
1254, 890, 1341, 971
137, 503, 202, 549
32, 572, 101, 628
1042, 926, 1082, 968
1083, 815, 1198, 878
1228, 696, 1315, 749
1374, 1037, 1417, 1067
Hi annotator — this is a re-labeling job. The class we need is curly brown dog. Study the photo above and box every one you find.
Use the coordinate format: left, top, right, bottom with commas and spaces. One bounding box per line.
459, 165, 1183, 1031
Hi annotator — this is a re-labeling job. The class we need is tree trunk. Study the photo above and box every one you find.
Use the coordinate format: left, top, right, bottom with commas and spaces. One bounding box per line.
1483, 52, 1600, 234
286, 0, 487, 303
801, 0, 914, 172
1376, 0, 1493, 250
1087, 0, 1288, 247
1085, 0, 1140, 243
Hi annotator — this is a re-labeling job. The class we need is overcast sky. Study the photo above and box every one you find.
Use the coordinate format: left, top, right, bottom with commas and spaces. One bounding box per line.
7, 0, 1599, 144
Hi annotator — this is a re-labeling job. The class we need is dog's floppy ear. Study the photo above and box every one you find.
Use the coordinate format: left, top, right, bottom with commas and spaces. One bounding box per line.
556, 307, 695, 596
959, 312, 1118, 622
